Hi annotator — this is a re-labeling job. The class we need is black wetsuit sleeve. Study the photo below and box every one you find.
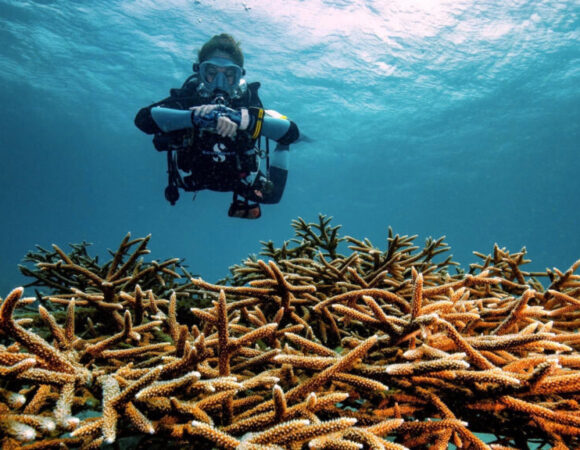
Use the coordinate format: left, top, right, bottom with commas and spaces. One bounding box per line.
135, 105, 163, 135
135, 88, 196, 135
278, 121, 299, 145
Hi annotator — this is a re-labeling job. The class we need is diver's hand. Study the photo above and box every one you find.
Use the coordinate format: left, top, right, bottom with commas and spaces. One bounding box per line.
191, 104, 218, 118
215, 115, 238, 138
190, 104, 238, 138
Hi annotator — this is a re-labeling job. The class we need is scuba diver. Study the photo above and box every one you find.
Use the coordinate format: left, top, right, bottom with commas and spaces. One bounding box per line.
135, 34, 299, 219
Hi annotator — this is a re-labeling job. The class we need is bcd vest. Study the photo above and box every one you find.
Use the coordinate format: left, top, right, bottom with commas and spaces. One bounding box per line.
152, 78, 264, 193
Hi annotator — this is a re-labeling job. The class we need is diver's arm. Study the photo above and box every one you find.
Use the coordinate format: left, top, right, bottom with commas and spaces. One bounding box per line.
251, 110, 300, 145
135, 85, 197, 135
147, 106, 300, 142
135, 106, 164, 134
252, 110, 299, 204
149, 106, 241, 138
261, 116, 300, 144
134, 94, 180, 134
149, 107, 194, 133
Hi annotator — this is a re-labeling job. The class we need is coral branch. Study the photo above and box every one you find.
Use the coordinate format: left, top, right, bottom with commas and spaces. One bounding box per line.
4, 219, 580, 449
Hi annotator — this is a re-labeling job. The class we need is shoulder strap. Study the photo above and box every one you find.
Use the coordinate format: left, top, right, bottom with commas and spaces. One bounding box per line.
247, 81, 263, 108
170, 75, 200, 97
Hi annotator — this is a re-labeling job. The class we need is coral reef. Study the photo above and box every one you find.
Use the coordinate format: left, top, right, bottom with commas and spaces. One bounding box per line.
1, 215, 580, 449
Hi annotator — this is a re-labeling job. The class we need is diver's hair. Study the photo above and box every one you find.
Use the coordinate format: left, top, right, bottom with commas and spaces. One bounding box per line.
198, 34, 244, 67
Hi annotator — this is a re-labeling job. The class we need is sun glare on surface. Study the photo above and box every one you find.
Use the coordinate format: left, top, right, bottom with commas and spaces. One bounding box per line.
238, 0, 474, 43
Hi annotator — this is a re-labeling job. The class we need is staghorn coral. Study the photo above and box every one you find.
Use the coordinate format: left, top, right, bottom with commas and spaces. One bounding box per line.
0, 215, 579, 449
15, 235, 214, 332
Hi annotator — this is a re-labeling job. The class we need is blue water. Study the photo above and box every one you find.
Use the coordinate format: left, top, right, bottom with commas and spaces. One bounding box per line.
0, 0, 579, 292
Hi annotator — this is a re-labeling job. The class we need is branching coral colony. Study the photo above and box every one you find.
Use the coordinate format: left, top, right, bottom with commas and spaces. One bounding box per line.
1, 215, 580, 450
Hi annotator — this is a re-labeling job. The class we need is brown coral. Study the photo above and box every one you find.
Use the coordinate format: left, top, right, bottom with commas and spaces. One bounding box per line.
0, 215, 579, 449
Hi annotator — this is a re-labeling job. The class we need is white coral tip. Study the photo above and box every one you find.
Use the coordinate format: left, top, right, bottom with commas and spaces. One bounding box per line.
65, 416, 80, 430
8, 393, 26, 408
39, 417, 56, 432
12, 423, 36, 441
20, 427, 36, 441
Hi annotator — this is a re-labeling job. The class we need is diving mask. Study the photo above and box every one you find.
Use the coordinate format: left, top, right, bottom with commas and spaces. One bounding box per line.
198, 58, 244, 95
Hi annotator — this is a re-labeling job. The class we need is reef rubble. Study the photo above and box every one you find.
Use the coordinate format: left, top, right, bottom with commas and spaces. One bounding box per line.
1, 215, 579, 449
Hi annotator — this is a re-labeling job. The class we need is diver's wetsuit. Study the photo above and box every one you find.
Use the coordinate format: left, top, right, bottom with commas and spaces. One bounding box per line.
134, 77, 299, 205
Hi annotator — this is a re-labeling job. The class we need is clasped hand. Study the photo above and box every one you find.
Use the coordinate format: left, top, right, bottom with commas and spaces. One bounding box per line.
190, 104, 238, 138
